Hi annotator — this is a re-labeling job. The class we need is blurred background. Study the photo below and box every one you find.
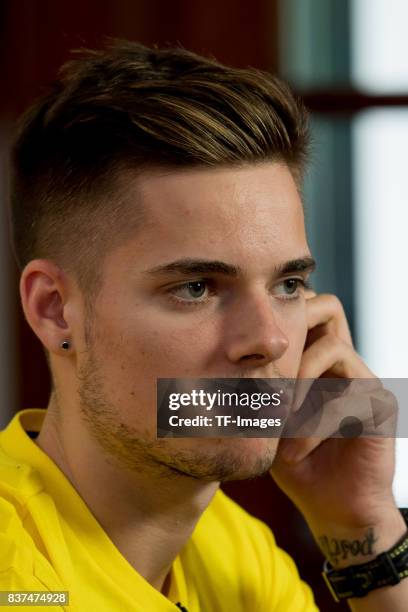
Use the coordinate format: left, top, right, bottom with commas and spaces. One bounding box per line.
0, 1, 407, 609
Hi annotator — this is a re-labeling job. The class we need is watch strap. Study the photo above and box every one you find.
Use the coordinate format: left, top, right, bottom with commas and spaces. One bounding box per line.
322, 508, 408, 601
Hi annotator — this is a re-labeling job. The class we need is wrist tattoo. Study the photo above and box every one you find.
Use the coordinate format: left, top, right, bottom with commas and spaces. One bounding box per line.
318, 528, 378, 566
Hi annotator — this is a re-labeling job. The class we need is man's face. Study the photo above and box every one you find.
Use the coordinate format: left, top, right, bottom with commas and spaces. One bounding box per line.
76, 162, 313, 481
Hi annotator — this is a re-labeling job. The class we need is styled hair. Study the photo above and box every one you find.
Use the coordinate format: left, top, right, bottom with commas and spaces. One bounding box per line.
9, 39, 309, 315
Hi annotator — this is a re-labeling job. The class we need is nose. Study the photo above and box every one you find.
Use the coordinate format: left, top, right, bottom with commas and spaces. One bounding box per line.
224, 291, 290, 368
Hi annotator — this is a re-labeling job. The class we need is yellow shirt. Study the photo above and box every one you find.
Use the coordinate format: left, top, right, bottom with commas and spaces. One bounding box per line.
0, 409, 318, 611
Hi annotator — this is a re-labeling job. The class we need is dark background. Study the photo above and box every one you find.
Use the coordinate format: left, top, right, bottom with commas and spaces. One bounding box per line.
0, 1, 375, 609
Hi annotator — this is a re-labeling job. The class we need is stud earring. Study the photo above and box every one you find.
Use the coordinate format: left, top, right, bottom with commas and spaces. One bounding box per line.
60, 340, 71, 351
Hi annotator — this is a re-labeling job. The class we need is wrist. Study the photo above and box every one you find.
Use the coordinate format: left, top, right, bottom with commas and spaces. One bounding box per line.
312, 509, 407, 569
321, 508, 408, 603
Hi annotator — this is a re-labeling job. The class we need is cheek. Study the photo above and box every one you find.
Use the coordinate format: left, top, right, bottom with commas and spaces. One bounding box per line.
155, 331, 219, 378
101, 324, 214, 428
113, 321, 214, 380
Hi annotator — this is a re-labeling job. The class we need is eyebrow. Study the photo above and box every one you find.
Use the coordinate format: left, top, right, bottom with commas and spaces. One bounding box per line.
143, 256, 316, 278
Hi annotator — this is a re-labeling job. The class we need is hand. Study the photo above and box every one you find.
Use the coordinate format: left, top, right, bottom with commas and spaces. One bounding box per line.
270, 290, 404, 565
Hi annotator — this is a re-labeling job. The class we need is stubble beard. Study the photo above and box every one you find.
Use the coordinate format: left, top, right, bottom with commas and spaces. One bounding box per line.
77, 342, 278, 483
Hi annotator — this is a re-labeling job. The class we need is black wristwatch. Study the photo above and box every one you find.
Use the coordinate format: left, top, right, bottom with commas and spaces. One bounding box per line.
322, 508, 408, 602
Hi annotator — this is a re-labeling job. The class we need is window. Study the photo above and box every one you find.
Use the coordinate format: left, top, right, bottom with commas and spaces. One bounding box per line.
279, 0, 408, 505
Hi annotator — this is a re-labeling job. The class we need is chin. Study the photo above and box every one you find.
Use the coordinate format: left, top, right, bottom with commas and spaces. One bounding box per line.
159, 437, 279, 482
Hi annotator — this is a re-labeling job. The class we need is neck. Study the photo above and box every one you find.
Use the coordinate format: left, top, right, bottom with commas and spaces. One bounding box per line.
35, 399, 219, 594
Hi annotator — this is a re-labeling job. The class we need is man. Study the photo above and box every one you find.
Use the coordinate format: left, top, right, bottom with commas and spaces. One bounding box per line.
1, 40, 406, 611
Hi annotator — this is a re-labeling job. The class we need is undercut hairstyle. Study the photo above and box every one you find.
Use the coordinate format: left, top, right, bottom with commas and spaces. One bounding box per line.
9, 39, 309, 339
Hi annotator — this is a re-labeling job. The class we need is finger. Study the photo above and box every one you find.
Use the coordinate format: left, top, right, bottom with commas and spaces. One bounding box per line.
306, 293, 354, 347
292, 336, 375, 412
297, 334, 374, 380
277, 436, 323, 464
277, 388, 398, 464
292, 377, 315, 412
290, 387, 391, 439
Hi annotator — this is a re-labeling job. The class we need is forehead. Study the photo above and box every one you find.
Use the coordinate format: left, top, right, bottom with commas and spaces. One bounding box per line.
113, 162, 309, 272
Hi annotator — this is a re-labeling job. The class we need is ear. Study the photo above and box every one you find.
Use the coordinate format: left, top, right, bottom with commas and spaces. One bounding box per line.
19, 259, 75, 356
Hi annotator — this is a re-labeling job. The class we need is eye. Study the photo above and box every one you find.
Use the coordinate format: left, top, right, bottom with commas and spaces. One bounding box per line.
166, 279, 214, 307
275, 277, 310, 300
180, 281, 207, 299
284, 279, 300, 294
